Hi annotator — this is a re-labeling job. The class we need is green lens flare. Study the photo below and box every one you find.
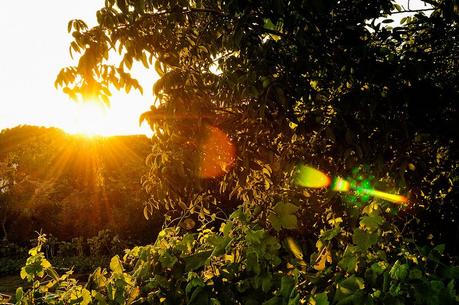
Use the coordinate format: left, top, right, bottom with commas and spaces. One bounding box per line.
295, 165, 408, 205
294, 165, 331, 188
331, 177, 350, 191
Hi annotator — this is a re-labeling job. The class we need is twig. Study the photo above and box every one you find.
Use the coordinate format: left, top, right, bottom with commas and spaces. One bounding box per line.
390, 8, 434, 15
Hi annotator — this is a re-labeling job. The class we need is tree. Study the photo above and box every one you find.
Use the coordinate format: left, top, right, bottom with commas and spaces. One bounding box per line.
0, 154, 31, 241
18, 1, 457, 303
56, 0, 458, 251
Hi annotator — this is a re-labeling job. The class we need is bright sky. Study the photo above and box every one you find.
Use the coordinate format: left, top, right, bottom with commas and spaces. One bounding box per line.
0, 0, 156, 136
0, 1, 429, 137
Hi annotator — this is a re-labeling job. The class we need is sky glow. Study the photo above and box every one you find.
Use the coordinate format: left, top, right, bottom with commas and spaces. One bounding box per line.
0, 0, 155, 136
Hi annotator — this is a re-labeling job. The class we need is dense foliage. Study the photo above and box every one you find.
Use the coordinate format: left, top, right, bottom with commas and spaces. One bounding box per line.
10, 0, 459, 303
12, 205, 459, 304
0, 126, 159, 243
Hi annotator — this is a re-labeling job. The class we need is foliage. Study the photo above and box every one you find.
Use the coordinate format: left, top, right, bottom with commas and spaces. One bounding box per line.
87, 230, 126, 257
0, 257, 25, 276
50, 256, 109, 275
14, 206, 459, 304
0, 126, 159, 243
55, 0, 458, 254
13, 0, 459, 303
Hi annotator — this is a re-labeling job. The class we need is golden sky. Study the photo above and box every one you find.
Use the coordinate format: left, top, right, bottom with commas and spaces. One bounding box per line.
0, 0, 156, 136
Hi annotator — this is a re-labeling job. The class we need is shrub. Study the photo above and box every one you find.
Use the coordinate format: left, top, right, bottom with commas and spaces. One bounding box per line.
13, 202, 459, 305
0, 257, 25, 275
87, 229, 126, 257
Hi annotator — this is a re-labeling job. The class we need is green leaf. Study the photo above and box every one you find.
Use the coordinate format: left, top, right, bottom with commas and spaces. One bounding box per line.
389, 260, 409, 281
360, 215, 384, 231
321, 227, 341, 241
352, 229, 378, 250
268, 202, 299, 231
188, 286, 210, 305
333, 276, 365, 304
159, 251, 178, 268
409, 268, 423, 280
15, 287, 24, 302
432, 244, 445, 254
209, 236, 231, 256
261, 272, 273, 292
279, 276, 295, 299
185, 250, 212, 271
310, 292, 329, 305
339, 253, 358, 273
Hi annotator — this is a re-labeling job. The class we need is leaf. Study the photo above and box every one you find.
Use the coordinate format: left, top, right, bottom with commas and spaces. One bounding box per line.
409, 268, 423, 280
109, 256, 123, 273
81, 288, 92, 305
335, 275, 365, 302
261, 273, 273, 292
389, 260, 409, 281
20, 268, 27, 280
188, 286, 210, 305
309, 292, 329, 305
360, 215, 384, 231
279, 276, 296, 299
67, 20, 73, 33
263, 296, 281, 305
209, 236, 231, 256
159, 251, 178, 268
185, 250, 212, 271
321, 227, 340, 241
352, 229, 378, 250
286, 237, 304, 261
314, 249, 332, 271
180, 218, 196, 230
268, 202, 299, 231
15, 287, 24, 302
432, 244, 445, 254
143, 206, 150, 220
155, 60, 165, 76
339, 253, 358, 273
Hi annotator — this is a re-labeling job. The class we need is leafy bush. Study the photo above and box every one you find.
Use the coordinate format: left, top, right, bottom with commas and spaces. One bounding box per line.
0, 257, 25, 275
50, 256, 109, 274
0, 242, 27, 258
0, 242, 27, 275
56, 236, 88, 257
14, 201, 458, 305
87, 229, 126, 257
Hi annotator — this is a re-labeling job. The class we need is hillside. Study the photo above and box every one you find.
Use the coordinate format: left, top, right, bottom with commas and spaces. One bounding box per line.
0, 125, 161, 244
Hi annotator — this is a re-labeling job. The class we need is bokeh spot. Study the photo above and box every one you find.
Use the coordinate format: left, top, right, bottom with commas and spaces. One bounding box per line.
198, 125, 236, 178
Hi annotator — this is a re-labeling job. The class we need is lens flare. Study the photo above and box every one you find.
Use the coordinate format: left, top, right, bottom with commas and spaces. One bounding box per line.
294, 165, 408, 205
331, 177, 350, 192
198, 125, 236, 178
358, 188, 408, 204
294, 165, 331, 188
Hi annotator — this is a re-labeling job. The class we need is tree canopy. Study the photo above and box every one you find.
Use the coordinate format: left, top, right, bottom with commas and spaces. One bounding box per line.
13, 1, 458, 304
56, 0, 458, 251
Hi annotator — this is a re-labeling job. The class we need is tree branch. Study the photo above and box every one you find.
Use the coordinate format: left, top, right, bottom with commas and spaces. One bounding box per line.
390, 8, 434, 15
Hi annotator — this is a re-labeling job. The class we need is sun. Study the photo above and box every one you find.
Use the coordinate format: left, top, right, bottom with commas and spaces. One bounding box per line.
60, 99, 153, 137
62, 102, 107, 136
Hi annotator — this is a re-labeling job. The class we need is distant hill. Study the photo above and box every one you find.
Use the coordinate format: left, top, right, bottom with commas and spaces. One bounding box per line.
0, 125, 161, 243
